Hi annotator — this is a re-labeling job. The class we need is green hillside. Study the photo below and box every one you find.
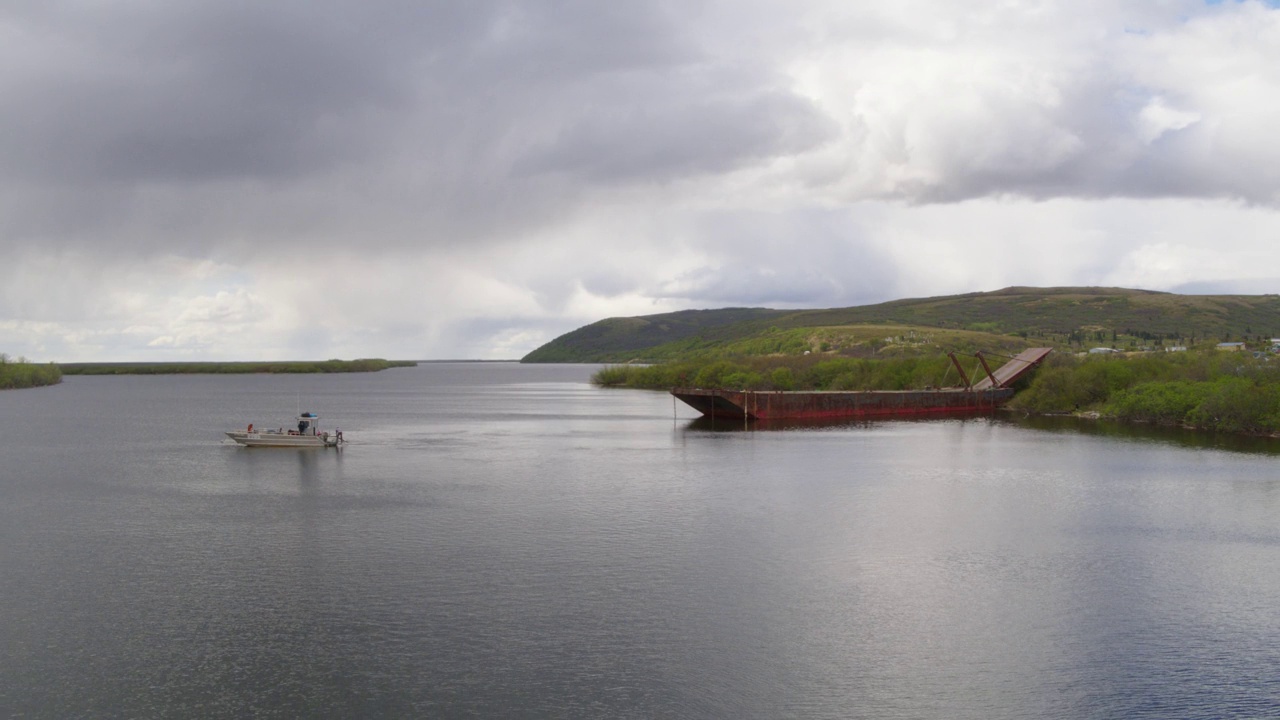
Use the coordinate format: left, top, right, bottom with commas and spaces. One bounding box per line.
521, 308, 788, 362
523, 287, 1280, 363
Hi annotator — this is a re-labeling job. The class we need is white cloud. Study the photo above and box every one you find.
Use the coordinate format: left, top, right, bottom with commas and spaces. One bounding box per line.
1136, 98, 1201, 145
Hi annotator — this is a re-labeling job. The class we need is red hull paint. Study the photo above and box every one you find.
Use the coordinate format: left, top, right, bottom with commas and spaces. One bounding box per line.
671, 387, 1016, 421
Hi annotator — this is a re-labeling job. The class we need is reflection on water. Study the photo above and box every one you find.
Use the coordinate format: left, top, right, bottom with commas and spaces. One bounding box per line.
686, 407, 1280, 456
2, 364, 1279, 719
1007, 413, 1280, 455
686, 410, 1002, 433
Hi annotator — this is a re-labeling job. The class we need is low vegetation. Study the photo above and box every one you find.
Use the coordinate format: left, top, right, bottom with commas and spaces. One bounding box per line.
608, 324, 1034, 363
593, 353, 1000, 392
58, 359, 417, 375
0, 354, 62, 389
1010, 350, 1280, 434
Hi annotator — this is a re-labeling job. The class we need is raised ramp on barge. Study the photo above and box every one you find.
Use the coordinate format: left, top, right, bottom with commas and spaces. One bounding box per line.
971, 347, 1054, 390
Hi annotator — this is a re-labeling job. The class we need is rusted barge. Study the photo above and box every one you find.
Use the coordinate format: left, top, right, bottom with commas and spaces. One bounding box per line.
672, 348, 1052, 421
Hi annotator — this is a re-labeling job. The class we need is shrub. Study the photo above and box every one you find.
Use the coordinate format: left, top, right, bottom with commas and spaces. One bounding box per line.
0, 358, 62, 390
592, 365, 632, 387
692, 361, 747, 389
769, 367, 796, 391
1103, 381, 1209, 425
721, 371, 765, 390
1186, 378, 1280, 434
1009, 366, 1095, 413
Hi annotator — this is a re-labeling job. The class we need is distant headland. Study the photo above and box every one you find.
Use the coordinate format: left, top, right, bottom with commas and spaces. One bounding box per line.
0, 357, 418, 389
57, 358, 418, 375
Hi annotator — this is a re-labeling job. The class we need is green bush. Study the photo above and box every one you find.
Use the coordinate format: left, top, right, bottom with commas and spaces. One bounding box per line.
800, 358, 865, 389
721, 371, 765, 390
692, 361, 746, 389
0, 356, 62, 390
1007, 366, 1089, 413
1012, 351, 1280, 434
828, 372, 865, 391
1103, 381, 1210, 425
593, 365, 633, 387
1185, 378, 1280, 434
769, 367, 796, 391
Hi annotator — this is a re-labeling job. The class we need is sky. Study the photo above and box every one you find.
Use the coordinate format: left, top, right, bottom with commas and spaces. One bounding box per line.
4, 0, 1280, 361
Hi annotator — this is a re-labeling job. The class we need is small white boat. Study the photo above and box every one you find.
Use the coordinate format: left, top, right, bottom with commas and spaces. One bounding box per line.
225, 412, 344, 448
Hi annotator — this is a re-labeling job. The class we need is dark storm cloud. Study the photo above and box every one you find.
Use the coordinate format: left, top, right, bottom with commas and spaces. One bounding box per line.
512, 77, 834, 183
0, 0, 833, 254
1, 0, 454, 183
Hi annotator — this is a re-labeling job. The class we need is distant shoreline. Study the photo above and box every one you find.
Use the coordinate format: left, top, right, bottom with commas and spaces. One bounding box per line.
58, 359, 418, 375
416, 359, 519, 363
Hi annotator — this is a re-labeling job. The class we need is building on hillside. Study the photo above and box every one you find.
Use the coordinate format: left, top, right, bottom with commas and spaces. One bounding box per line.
1088, 347, 1117, 354
1217, 342, 1246, 351
1165, 346, 1188, 352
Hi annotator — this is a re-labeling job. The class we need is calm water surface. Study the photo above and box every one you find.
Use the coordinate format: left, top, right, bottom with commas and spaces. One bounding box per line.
2, 363, 1278, 718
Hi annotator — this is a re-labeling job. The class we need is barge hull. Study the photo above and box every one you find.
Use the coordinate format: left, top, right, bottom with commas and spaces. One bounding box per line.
671, 387, 1016, 421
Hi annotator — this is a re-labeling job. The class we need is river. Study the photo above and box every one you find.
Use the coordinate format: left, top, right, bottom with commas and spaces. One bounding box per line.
1, 363, 1277, 718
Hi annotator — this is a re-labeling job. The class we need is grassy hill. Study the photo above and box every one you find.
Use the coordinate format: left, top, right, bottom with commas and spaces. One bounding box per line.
521, 308, 789, 362
522, 287, 1280, 363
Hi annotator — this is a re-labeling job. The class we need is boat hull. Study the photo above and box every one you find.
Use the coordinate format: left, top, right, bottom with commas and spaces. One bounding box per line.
225, 431, 339, 448
671, 387, 1016, 421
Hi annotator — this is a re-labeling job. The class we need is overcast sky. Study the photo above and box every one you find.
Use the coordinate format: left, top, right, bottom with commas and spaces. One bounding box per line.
4, 0, 1280, 361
